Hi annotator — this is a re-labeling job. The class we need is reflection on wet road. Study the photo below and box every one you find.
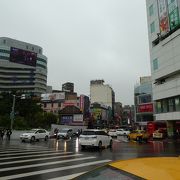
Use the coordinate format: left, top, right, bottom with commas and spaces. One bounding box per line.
0, 136, 180, 179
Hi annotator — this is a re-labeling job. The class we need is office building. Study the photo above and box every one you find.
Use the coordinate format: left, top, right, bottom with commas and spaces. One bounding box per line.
0, 37, 47, 95
146, 0, 180, 136
134, 76, 153, 129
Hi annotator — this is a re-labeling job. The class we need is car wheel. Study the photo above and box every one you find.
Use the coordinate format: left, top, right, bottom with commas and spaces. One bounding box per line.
21, 139, 25, 143
30, 136, 35, 142
98, 141, 102, 149
128, 136, 130, 141
44, 136, 48, 141
109, 140, 113, 148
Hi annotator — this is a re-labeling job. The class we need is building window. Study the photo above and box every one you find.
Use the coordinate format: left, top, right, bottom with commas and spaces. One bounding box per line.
3, 39, 6, 44
44, 103, 47, 108
149, 4, 154, 16
168, 98, 175, 112
51, 103, 53, 108
175, 97, 180, 111
156, 101, 162, 113
162, 99, 168, 113
150, 21, 155, 33
153, 58, 158, 70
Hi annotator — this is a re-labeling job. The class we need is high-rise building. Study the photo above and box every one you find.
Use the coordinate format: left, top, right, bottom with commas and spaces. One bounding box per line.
134, 76, 153, 129
146, 0, 180, 136
90, 80, 115, 118
0, 37, 47, 95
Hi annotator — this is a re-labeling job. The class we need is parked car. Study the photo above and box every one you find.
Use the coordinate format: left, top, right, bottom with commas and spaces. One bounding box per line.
116, 128, 130, 136
57, 128, 73, 139
20, 129, 49, 142
79, 129, 113, 150
72, 157, 180, 179
108, 129, 117, 137
127, 130, 150, 142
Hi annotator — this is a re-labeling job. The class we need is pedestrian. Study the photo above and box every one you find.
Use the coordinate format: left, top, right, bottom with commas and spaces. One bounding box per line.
6, 129, 12, 140
0, 129, 5, 140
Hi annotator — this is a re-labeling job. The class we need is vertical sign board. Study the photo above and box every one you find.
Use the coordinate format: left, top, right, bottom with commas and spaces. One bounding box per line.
79, 95, 84, 112
158, 0, 170, 35
167, 0, 180, 30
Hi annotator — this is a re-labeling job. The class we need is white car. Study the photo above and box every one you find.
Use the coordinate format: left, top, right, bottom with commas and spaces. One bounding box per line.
116, 128, 130, 136
108, 129, 117, 137
57, 128, 73, 139
79, 129, 113, 150
20, 129, 49, 142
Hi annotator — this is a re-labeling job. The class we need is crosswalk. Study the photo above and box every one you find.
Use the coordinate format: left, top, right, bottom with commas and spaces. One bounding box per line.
0, 144, 111, 180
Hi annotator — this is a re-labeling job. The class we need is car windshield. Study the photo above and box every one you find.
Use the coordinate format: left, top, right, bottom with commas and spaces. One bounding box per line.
73, 165, 142, 180
82, 131, 96, 135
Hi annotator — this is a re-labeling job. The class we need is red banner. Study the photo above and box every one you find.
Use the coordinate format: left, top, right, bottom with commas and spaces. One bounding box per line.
138, 103, 153, 113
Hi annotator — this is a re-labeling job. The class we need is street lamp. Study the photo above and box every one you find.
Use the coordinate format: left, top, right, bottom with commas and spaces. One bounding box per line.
10, 94, 25, 130
10, 95, 16, 130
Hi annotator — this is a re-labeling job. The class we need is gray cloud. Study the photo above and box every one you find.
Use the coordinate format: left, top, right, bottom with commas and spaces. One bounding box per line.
0, 0, 150, 105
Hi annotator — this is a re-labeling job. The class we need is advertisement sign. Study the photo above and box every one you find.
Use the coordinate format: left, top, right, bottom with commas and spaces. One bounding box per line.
167, 0, 179, 30
91, 108, 102, 120
41, 93, 65, 101
138, 103, 153, 113
158, 0, 170, 34
73, 114, 83, 122
10, 47, 37, 67
79, 95, 84, 112
61, 115, 73, 125
63, 100, 77, 107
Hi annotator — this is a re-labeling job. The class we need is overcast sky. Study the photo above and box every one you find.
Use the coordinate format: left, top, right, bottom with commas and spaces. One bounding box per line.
0, 0, 151, 105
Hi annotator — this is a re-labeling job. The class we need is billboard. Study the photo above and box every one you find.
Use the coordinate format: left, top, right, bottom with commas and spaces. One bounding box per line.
10, 47, 37, 67
158, 0, 170, 35
61, 115, 73, 125
137, 103, 153, 113
73, 114, 83, 122
41, 93, 65, 101
167, 0, 180, 30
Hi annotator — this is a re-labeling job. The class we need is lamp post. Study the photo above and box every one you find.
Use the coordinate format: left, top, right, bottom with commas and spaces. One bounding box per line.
10, 95, 16, 130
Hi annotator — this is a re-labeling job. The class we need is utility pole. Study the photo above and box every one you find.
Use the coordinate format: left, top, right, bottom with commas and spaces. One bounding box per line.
10, 95, 16, 130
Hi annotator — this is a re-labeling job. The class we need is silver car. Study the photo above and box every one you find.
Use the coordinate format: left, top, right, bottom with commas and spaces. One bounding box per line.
57, 128, 73, 139
20, 129, 49, 142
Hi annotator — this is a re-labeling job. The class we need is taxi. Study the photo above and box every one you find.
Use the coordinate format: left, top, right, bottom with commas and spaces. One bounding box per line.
127, 130, 150, 142
73, 157, 180, 179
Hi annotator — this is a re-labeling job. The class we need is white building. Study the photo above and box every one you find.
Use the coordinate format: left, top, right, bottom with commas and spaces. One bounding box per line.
146, 0, 180, 136
90, 80, 114, 109
0, 37, 47, 95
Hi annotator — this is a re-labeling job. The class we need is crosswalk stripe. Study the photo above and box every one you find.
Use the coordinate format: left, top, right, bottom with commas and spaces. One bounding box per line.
0, 156, 96, 172
0, 149, 52, 154
0, 151, 73, 160
0, 149, 64, 157
0, 159, 111, 180
48, 172, 87, 180
0, 153, 83, 165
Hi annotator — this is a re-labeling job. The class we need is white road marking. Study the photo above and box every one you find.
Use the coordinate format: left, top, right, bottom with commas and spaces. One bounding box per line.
0, 150, 64, 157
0, 154, 83, 165
0, 159, 111, 180
0, 156, 97, 171
0, 149, 51, 154
0, 151, 72, 160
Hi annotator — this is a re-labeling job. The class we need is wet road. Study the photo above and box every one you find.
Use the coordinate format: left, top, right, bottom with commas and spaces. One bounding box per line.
0, 136, 180, 179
